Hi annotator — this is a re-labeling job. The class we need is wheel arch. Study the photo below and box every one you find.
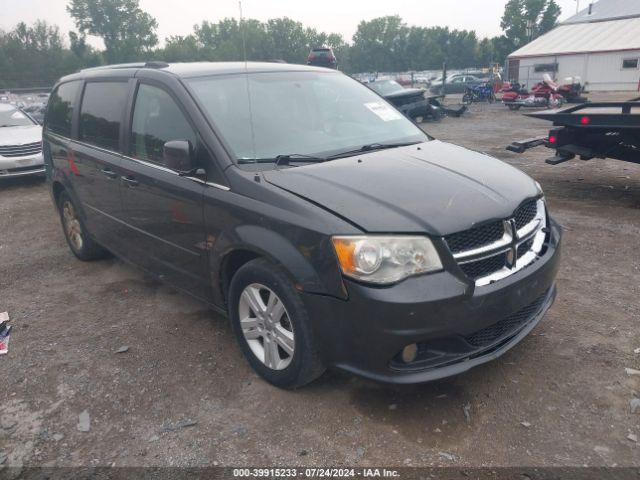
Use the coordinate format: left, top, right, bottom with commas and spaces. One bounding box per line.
52, 180, 66, 209
212, 225, 345, 309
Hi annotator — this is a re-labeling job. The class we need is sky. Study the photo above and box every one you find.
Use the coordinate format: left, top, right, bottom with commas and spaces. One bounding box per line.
0, 0, 582, 48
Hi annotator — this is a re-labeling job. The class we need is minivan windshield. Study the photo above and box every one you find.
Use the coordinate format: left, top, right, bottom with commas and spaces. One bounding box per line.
187, 71, 428, 164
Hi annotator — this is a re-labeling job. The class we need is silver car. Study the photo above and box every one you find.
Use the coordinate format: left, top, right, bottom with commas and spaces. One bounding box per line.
0, 103, 44, 178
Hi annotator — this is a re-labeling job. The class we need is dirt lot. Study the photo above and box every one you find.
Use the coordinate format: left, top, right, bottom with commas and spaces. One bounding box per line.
1, 93, 639, 471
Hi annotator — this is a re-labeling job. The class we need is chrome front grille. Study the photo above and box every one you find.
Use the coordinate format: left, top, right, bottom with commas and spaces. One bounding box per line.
514, 199, 537, 230
0, 142, 42, 158
445, 198, 547, 286
445, 221, 504, 254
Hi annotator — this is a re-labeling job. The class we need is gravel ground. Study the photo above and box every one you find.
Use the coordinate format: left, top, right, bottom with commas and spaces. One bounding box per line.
0, 92, 639, 471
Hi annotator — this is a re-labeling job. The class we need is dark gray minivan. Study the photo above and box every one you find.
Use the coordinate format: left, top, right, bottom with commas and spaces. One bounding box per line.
43, 62, 561, 388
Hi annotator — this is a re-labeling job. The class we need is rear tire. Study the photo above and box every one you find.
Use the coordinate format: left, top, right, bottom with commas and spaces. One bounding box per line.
228, 258, 325, 389
57, 191, 109, 261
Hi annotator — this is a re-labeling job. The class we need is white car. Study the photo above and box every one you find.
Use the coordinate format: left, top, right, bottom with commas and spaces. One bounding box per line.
0, 103, 44, 178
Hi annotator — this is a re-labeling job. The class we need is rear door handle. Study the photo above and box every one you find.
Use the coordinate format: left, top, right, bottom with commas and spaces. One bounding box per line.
101, 168, 118, 179
121, 175, 139, 187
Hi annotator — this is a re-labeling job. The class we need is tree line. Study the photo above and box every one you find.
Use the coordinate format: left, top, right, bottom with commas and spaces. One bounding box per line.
0, 0, 561, 89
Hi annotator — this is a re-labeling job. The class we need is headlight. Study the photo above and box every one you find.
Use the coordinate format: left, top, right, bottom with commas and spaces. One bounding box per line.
332, 236, 443, 285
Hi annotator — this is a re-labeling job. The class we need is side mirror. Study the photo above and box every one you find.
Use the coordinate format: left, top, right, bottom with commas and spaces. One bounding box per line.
163, 140, 193, 172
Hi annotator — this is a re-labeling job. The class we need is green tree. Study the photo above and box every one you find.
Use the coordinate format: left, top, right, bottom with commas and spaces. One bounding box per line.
476, 38, 496, 66
500, 0, 561, 49
350, 16, 408, 72
67, 0, 158, 64
69, 31, 103, 67
0, 21, 83, 88
161, 35, 201, 62
193, 18, 269, 61
265, 17, 311, 62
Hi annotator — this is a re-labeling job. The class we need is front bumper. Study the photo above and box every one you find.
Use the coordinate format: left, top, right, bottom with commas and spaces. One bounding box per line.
302, 218, 562, 384
0, 153, 45, 178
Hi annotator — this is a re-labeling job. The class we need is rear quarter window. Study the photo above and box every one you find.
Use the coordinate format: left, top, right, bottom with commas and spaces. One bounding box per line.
79, 81, 129, 151
46, 81, 81, 137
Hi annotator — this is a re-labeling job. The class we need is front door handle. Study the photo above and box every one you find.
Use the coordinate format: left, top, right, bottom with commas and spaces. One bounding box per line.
101, 168, 118, 179
121, 175, 139, 187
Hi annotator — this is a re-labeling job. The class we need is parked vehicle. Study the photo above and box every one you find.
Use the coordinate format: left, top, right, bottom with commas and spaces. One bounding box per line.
368, 80, 444, 121
368, 80, 467, 121
0, 103, 45, 178
22, 104, 47, 124
507, 96, 640, 165
501, 75, 565, 111
44, 62, 561, 388
551, 76, 588, 104
462, 83, 495, 104
307, 47, 337, 69
430, 74, 484, 95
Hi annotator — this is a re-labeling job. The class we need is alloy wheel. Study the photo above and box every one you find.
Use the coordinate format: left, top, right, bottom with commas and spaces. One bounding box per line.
62, 200, 83, 251
238, 283, 295, 370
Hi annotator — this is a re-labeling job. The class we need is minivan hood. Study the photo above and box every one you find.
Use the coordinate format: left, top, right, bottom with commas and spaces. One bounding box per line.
264, 140, 539, 235
0, 125, 42, 146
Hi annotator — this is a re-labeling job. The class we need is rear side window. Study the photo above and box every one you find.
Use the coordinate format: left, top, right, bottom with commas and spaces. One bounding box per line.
47, 81, 81, 137
130, 84, 196, 166
79, 82, 129, 151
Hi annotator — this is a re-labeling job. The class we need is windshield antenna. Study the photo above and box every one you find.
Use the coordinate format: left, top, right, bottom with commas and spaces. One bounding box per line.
239, 1, 248, 67
239, 0, 257, 161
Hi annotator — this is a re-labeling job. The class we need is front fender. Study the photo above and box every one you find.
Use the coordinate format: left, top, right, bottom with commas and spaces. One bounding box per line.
210, 224, 347, 307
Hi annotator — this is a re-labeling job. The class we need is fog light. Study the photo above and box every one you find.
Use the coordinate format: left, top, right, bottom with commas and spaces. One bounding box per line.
401, 343, 418, 363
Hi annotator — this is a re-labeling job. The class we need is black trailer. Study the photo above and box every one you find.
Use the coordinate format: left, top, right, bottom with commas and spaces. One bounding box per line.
507, 98, 640, 165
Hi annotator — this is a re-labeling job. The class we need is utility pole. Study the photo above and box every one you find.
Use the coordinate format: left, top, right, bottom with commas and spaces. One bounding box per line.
575, 0, 581, 14
526, 19, 535, 42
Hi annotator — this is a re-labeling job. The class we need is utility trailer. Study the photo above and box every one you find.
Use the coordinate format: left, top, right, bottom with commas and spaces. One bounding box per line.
506, 98, 640, 165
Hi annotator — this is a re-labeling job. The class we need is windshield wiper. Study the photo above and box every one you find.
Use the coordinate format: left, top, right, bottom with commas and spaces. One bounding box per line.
0, 124, 19, 128
325, 141, 422, 160
237, 153, 326, 166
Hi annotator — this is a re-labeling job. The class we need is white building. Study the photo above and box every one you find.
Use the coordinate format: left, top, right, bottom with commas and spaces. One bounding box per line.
507, 0, 640, 91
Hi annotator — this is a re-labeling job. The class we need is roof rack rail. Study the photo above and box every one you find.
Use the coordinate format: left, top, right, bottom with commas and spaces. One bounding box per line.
80, 61, 169, 73
144, 61, 169, 69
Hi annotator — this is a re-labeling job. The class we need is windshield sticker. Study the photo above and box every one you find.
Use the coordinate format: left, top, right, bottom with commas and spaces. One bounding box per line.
364, 102, 402, 121
10, 111, 26, 119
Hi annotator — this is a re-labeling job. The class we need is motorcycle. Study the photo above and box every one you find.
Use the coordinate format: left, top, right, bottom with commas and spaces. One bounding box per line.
462, 83, 496, 104
555, 76, 589, 104
501, 74, 565, 111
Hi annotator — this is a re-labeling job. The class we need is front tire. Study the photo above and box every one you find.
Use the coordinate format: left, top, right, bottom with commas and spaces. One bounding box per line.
228, 258, 325, 389
57, 191, 109, 261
